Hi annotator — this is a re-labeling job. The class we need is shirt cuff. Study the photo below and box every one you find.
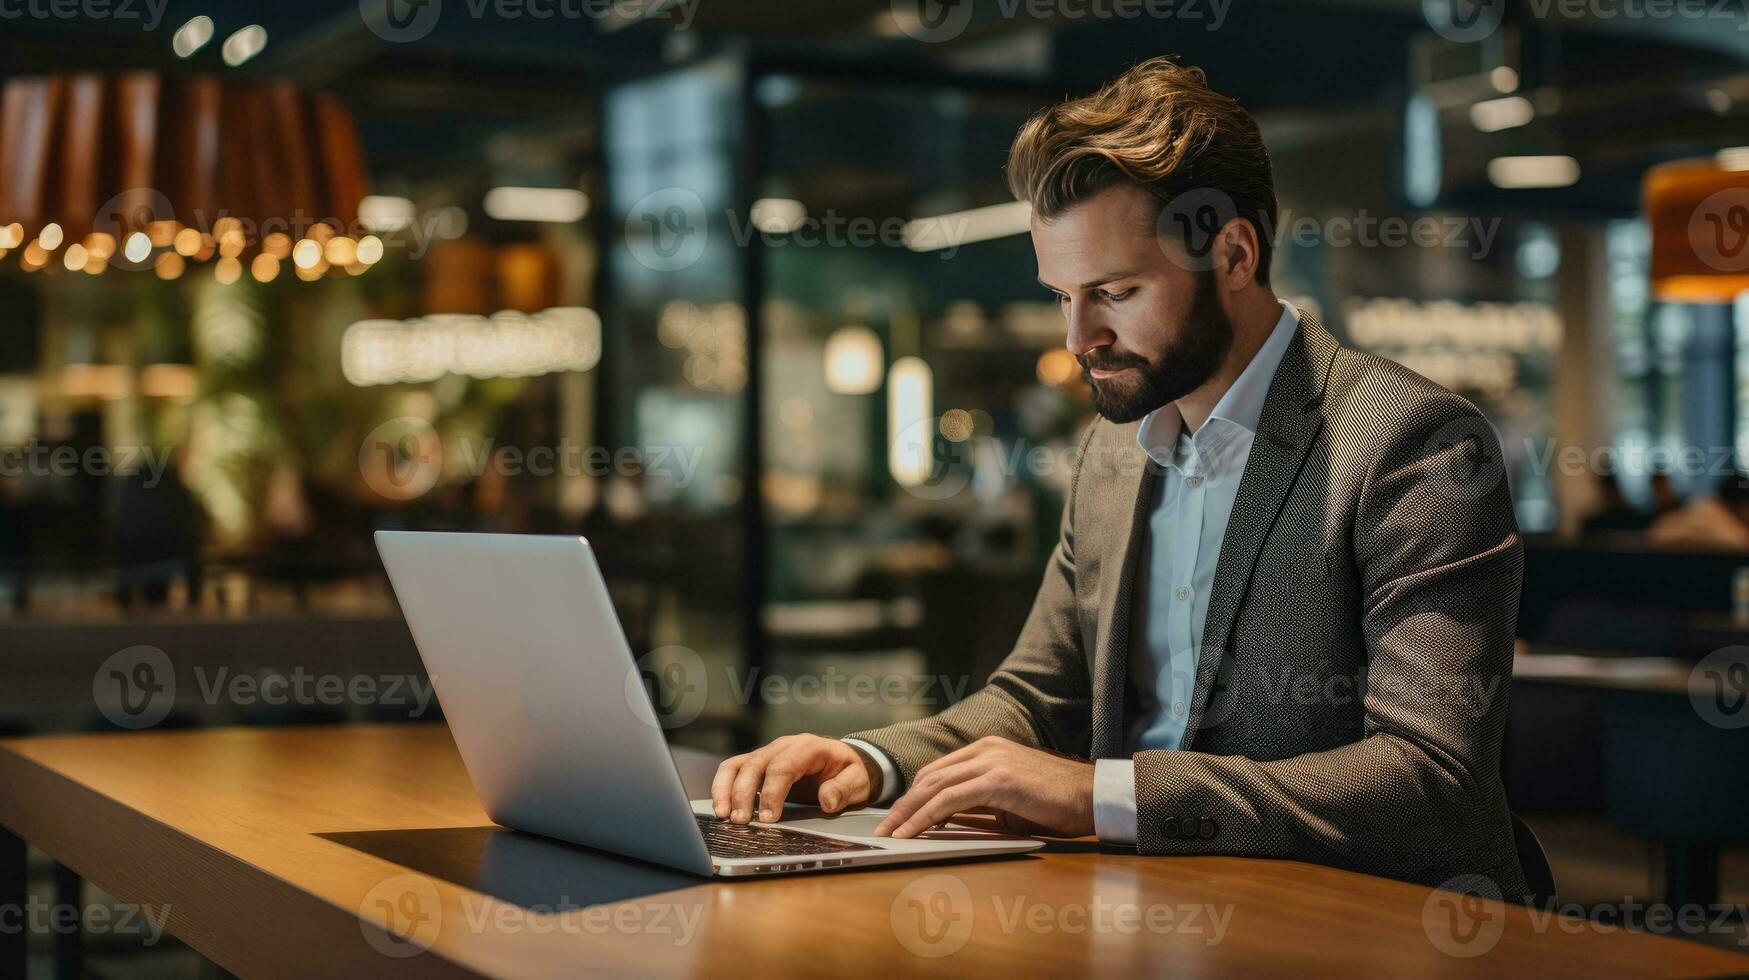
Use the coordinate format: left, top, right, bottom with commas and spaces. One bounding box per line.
841, 738, 901, 805
1093, 758, 1138, 845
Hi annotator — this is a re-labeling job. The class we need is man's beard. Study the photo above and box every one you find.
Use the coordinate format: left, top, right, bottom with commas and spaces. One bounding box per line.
1079, 270, 1233, 424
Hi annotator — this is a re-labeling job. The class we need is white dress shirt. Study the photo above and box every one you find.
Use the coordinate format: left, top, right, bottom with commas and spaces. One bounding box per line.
852, 300, 1301, 842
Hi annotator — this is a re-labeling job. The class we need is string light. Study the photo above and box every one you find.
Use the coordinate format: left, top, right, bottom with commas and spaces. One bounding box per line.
292, 238, 322, 269
324, 236, 356, 266
83, 232, 115, 259
123, 232, 153, 264
173, 227, 202, 256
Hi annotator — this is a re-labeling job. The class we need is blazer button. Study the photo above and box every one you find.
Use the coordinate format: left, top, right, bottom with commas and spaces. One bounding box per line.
1199, 818, 1219, 840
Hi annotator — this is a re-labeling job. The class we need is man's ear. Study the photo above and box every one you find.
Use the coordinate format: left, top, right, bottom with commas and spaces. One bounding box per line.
1213, 217, 1261, 290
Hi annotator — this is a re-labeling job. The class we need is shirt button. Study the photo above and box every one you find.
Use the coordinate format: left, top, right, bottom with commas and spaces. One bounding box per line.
1172, 701, 1186, 717
1175, 586, 1191, 601
1185, 475, 1202, 488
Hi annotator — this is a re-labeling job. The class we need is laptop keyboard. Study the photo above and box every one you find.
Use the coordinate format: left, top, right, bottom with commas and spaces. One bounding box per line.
696, 815, 881, 858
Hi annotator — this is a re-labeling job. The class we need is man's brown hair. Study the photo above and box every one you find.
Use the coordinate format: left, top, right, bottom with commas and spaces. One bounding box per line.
1006, 56, 1277, 284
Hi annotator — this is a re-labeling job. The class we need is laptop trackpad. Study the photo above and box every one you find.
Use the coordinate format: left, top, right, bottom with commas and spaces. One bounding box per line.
776, 807, 889, 837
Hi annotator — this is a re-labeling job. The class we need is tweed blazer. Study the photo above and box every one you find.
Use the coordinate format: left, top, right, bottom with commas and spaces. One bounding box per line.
849, 310, 1531, 899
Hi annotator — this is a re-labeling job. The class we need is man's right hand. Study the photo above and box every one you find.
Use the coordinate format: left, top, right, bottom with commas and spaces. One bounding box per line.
710, 734, 882, 823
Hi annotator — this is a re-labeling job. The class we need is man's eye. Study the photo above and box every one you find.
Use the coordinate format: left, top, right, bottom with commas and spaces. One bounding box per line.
1102, 289, 1134, 302
1054, 293, 1070, 306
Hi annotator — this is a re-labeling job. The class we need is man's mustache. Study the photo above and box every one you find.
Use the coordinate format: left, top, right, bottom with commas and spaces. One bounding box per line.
1078, 348, 1149, 374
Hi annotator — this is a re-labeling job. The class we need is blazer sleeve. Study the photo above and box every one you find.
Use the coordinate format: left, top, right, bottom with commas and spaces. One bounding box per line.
1131, 394, 1524, 887
844, 423, 1098, 791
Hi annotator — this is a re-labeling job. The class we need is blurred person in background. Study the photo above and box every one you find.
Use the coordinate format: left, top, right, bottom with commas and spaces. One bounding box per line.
113, 448, 203, 610
1649, 470, 1679, 520
1648, 471, 1749, 550
1581, 459, 1651, 535
0, 472, 25, 611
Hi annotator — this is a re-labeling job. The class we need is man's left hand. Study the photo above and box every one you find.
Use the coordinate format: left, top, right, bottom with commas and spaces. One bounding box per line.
873, 736, 1096, 839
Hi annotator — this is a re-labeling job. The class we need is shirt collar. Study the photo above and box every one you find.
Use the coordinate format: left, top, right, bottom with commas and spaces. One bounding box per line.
1136, 299, 1301, 468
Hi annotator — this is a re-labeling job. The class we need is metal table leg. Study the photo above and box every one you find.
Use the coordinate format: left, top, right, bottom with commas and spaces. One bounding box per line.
54, 862, 81, 980
1, 828, 25, 979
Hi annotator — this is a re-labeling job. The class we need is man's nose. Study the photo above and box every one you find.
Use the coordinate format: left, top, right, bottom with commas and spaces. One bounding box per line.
1064, 302, 1114, 358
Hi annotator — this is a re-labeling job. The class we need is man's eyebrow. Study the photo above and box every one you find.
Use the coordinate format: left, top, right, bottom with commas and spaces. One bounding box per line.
1037, 272, 1140, 291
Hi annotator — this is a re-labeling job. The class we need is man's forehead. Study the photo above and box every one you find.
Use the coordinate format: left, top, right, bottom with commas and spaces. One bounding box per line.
1032, 212, 1165, 284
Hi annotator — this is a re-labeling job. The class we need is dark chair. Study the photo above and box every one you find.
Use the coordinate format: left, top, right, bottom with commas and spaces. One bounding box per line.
1511, 812, 1557, 906
1599, 690, 1749, 908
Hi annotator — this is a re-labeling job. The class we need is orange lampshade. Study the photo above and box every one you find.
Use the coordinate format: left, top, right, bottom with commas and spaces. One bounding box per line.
496, 242, 559, 314
0, 71, 369, 277
1645, 157, 1749, 303
422, 237, 497, 315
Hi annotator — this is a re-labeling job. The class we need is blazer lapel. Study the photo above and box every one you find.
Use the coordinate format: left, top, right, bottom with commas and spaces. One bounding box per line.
1181, 312, 1339, 747
1089, 429, 1156, 761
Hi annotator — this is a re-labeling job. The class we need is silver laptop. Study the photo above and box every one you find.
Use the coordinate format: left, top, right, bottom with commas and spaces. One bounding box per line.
374, 530, 1043, 877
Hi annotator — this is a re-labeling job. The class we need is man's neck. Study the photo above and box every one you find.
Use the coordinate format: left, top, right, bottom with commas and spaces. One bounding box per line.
1176, 289, 1281, 434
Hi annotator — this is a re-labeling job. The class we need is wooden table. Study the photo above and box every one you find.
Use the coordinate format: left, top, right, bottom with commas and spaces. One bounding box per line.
1512, 642, 1749, 911
2, 725, 1746, 978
